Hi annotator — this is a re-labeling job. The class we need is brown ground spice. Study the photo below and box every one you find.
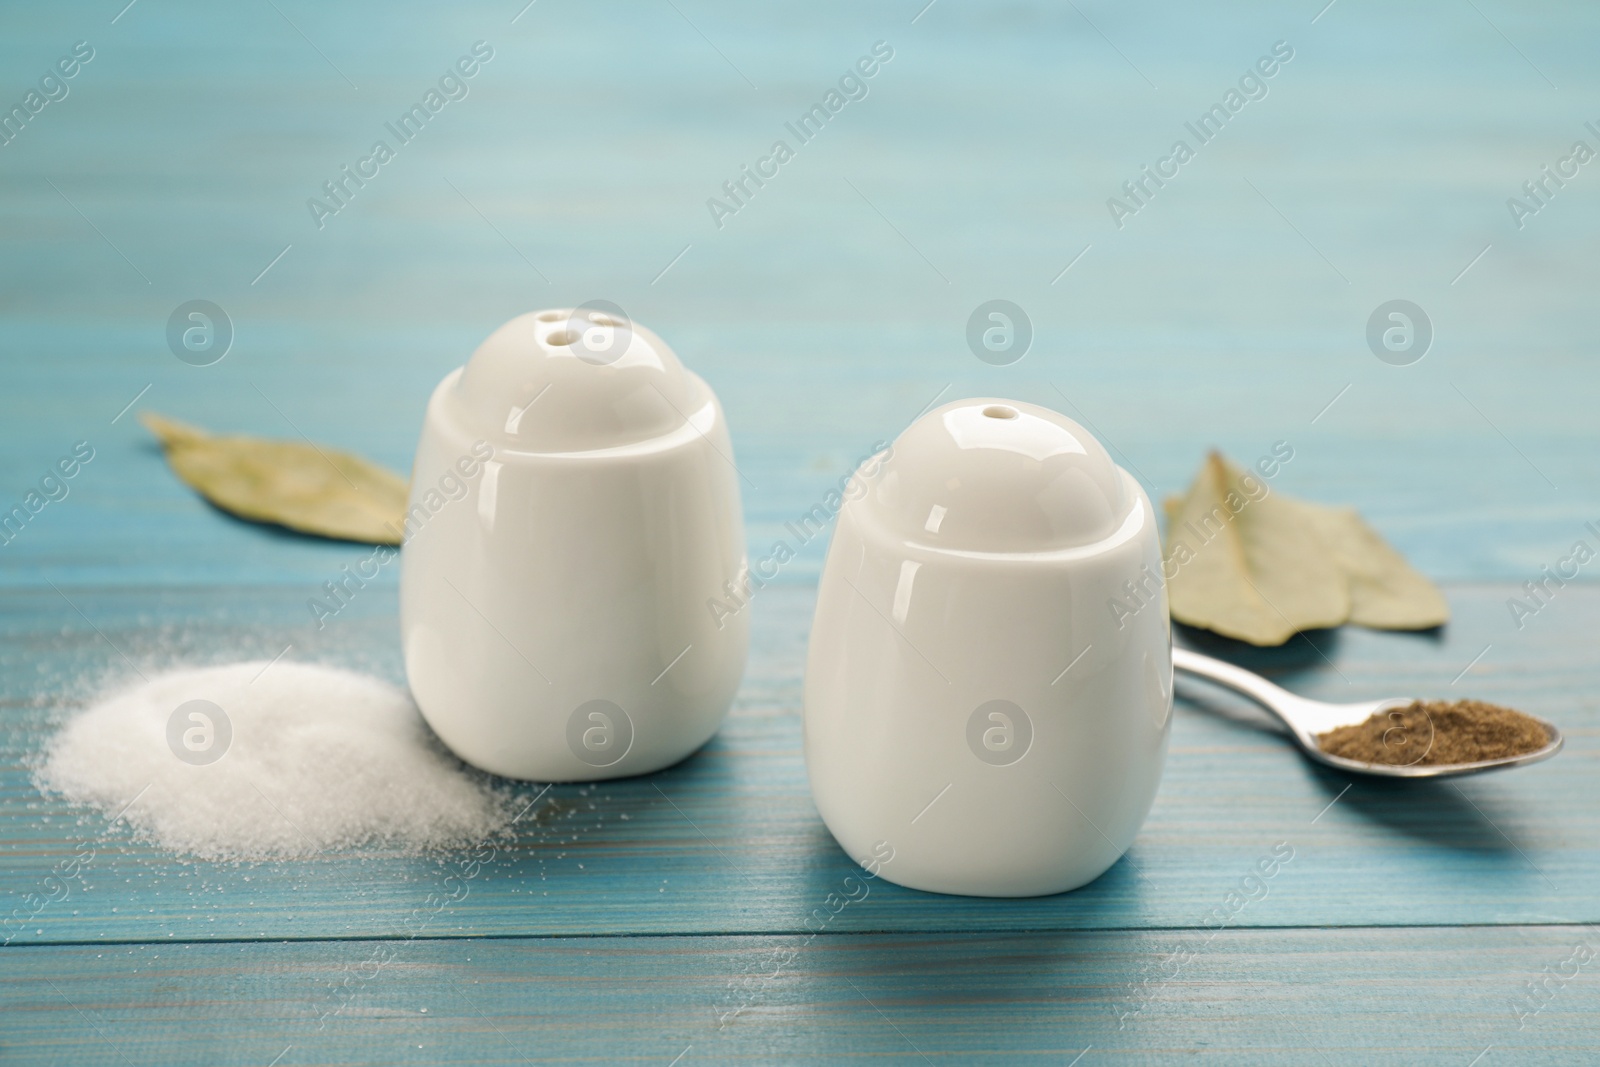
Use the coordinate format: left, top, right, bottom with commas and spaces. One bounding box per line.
1317, 699, 1551, 766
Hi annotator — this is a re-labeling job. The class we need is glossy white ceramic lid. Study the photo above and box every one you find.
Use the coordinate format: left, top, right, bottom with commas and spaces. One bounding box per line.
449, 308, 702, 453
865, 398, 1131, 553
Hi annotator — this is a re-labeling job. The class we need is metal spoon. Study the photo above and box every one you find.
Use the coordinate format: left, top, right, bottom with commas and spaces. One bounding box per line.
1172, 647, 1564, 778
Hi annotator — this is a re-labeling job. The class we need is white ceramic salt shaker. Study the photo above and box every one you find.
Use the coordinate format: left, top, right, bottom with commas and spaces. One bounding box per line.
401, 309, 748, 781
804, 398, 1171, 896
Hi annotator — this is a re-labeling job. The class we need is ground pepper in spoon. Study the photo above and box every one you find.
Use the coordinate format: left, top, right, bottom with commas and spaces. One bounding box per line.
1173, 648, 1563, 778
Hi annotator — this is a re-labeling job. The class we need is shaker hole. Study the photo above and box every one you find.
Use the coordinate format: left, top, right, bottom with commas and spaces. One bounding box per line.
536, 311, 562, 322
545, 330, 580, 346
588, 313, 622, 326
983, 405, 1018, 420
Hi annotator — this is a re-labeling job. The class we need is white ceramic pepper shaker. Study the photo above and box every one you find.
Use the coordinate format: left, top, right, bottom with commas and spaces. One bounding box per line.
804, 398, 1171, 896
401, 309, 748, 781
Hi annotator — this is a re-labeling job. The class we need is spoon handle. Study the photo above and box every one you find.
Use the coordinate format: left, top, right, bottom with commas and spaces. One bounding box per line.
1171, 647, 1301, 725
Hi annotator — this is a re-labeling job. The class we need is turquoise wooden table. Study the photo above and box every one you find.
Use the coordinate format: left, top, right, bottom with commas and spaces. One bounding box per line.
4, 0, 1599, 1062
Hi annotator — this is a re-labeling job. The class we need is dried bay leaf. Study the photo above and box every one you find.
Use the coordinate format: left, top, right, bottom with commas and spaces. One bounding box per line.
1297, 506, 1449, 631
141, 412, 406, 544
1163, 453, 1349, 645
1162, 451, 1448, 645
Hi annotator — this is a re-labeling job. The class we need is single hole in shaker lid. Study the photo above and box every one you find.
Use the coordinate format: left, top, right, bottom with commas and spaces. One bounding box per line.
983, 405, 1018, 420
545, 330, 580, 346
536, 311, 562, 322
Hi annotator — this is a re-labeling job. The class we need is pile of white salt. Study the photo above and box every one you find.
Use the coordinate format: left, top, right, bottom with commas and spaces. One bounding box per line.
37, 661, 514, 861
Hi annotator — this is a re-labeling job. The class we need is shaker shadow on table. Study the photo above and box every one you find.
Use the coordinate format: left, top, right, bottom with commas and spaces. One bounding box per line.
804, 399, 1172, 897
400, 309, 749, 781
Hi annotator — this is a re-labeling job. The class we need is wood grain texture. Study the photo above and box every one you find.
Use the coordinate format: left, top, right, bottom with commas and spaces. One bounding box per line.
4, 0, 1600, 1061
2, 583, 1595, 944
4, 927, 1599, 1066
0, 0, 1598, 590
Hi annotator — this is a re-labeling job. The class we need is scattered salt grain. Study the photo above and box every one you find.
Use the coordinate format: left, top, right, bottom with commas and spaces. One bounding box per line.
38, 661, 513, 861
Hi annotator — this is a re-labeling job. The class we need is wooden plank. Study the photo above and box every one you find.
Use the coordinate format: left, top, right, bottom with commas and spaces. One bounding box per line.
3, 582, 1595, 943
1, 3, 1598, 590
3, 926, 1597, 1064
